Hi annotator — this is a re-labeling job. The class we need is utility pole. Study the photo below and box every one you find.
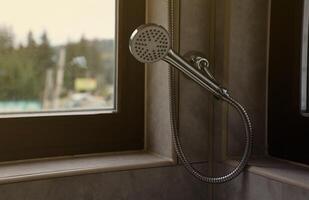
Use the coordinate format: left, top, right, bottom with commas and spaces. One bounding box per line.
42, 68, 54, 109
52, 48, 66, 109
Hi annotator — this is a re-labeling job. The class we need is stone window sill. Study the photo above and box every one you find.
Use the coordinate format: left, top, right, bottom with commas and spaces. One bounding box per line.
227, 157, 309, 190
0, 151, 174, 185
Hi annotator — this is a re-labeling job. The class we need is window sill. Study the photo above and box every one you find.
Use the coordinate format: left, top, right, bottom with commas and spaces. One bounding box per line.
0, 151, 174, 185
226, 157, 309, 190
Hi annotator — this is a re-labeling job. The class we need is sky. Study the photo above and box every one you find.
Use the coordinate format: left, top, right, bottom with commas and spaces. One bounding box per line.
0, 0, 115, 46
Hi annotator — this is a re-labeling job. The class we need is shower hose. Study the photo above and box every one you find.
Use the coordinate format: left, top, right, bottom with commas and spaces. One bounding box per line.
168, 0, 253, 184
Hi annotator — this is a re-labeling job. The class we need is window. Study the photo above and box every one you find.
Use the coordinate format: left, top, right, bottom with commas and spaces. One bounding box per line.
0, 0, 116, 114
301, 0, 309, 115
268, 0, 309, 165
0, 0, 145, 162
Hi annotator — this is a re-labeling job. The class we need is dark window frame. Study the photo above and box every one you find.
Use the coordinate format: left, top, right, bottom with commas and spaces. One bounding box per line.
0, 0, 146, 162
268, 0, 309, 165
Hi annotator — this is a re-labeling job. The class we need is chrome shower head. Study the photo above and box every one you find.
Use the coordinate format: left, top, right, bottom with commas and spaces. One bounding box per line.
129, 23, 224, 98
129, 24, 171, 63
129, 24, 252, 183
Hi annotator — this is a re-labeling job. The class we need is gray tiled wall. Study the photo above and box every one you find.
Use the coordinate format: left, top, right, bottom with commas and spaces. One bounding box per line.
211, 0, 270, 160
178, 0, 213, 162
226, 0, 269, 157
147, 0, 215, 162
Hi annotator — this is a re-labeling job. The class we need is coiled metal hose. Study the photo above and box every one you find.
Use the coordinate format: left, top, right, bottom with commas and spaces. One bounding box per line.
168, 0, 253, 184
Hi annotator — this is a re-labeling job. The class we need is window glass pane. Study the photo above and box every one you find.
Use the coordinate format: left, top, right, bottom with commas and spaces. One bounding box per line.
0, 0, 116, 113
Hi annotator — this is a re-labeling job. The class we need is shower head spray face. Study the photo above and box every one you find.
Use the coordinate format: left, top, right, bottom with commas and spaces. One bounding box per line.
129, 24, 171, 63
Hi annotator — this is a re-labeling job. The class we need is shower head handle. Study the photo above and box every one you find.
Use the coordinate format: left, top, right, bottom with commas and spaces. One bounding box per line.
129, 24, 226, 98
163, 49, 225, 98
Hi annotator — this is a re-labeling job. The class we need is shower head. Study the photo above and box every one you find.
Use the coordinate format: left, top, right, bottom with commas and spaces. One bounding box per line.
129, 24, 172, 63
129, 24, 252, 184
129, 23, 225, 98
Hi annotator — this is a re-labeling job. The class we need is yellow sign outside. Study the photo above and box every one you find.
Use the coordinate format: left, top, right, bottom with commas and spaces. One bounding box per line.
75, 78, 97, 91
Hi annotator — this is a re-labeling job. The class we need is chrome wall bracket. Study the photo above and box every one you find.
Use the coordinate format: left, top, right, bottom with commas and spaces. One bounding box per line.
184, 51, 217, 82
183, 51, 228, 97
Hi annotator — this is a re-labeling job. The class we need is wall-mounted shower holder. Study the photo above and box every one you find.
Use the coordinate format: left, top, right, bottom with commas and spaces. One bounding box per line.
184, 51, 229, 98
